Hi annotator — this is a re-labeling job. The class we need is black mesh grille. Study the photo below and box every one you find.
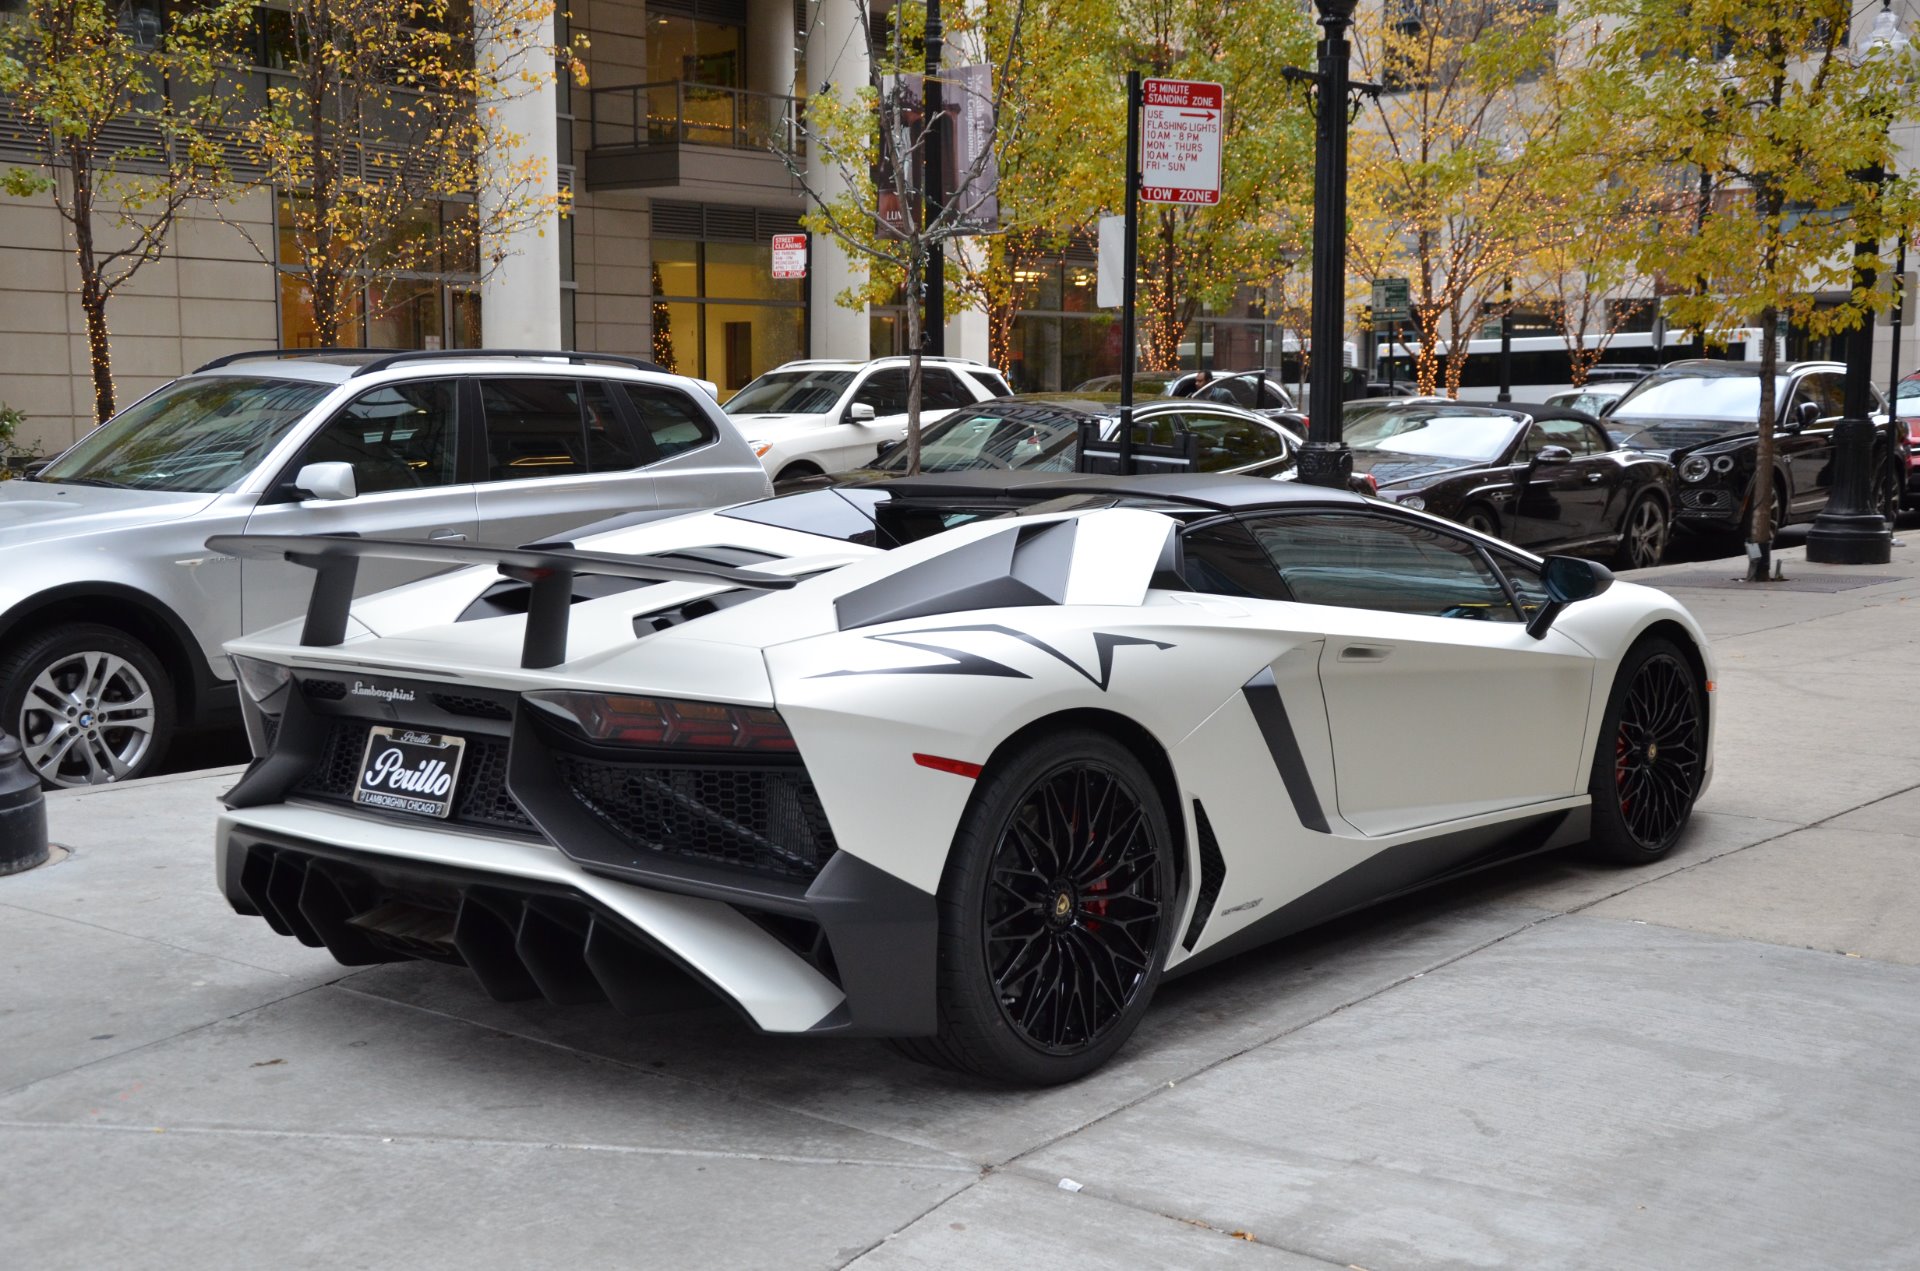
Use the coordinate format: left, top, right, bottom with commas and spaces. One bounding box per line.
292, 719, 535, 835
303, 679, 348, 701
552, 753, 838, 882
432, 694, 514, 721
1182, 800, 1228, 952
1681, 488, 1732, 510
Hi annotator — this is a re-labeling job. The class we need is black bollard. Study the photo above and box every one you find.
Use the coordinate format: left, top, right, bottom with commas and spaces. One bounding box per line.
0, 729, 49, 876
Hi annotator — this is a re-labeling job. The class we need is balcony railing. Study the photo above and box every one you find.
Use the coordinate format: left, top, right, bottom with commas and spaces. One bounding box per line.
587, 81, 802, 157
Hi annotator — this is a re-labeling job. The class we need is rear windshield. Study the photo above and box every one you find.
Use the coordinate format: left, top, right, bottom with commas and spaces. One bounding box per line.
38, 376, 330, 493
874, 409, 1082, 473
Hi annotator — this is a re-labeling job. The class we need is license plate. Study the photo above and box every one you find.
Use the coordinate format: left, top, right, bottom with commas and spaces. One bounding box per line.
353, 726, 467, 819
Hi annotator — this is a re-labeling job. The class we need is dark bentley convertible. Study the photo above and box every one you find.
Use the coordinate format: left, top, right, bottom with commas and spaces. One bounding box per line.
1347, 399, 1677, 569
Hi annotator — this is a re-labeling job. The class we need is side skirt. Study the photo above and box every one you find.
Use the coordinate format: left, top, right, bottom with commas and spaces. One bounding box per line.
1167, 804, 1589, 979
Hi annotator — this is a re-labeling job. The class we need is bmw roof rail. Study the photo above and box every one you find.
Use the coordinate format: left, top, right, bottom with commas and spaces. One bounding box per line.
194, 348, 405, 372
349, 349, 669, 377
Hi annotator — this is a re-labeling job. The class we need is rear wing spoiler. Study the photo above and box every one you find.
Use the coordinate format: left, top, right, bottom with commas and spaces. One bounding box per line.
206, 534, 795, 670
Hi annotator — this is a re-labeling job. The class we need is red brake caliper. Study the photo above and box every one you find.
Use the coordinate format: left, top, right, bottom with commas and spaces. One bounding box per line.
1615, 727, 1632, 816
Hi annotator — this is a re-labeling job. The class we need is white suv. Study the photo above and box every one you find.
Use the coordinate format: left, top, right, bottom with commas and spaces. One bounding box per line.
722, 357, 1011, 481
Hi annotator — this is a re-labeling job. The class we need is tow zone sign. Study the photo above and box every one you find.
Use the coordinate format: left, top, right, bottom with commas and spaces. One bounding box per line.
1140, 78, 1223, 205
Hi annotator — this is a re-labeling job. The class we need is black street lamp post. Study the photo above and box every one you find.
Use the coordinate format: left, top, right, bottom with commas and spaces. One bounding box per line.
1298, 0, 1362, 488
922, 0, 946, 356
1806, 2, 1904, 565
1496, 275, 1514, 403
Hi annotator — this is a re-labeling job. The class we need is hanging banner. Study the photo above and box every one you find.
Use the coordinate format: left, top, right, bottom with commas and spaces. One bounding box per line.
1097, 215, 1126, 309
873, 68, 1001, 238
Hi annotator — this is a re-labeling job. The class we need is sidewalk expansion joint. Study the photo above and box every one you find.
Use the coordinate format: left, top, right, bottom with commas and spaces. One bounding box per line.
0, 1119, 982, 1173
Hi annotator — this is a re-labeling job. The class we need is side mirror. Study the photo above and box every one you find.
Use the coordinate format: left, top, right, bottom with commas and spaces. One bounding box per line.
1532, 444, 1574, 468
1526, 555, 1615, 639
846, 402, 877, 423
875, 439, 901, 460
1791, 401, 1821, 431
292, 461, 356, 502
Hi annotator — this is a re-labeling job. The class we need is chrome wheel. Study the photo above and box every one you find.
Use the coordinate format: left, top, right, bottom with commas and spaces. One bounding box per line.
985, 761, 1165, 1054
1612, 652, 1703, 850
1620, 495, 1668, 570
1462, 506, 1499, 537
18, 649, 158, 786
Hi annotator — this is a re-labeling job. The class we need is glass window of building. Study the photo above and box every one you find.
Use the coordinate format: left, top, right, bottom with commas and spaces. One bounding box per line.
651, 236, 806, 396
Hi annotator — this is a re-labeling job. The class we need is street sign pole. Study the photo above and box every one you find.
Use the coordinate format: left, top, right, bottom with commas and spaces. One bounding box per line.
1119, 70, 1141, 476
923, 0, 945, 356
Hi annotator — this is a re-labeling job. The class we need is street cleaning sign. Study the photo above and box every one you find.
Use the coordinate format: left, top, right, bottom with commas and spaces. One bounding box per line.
1139, 78, 1223, 205
771, 234, 807, 280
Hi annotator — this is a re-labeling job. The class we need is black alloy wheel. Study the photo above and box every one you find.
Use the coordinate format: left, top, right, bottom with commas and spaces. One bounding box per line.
896, 730, 1175, 1085
1461, 504, 1500, 538
1615, 492, 1669, 570
1584, 638, 1704, 863
1875, 460, 1904, 525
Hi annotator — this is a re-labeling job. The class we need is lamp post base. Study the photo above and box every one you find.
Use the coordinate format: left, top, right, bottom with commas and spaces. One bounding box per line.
1296, 442, 1353, 489
1805, 513, 1894, 564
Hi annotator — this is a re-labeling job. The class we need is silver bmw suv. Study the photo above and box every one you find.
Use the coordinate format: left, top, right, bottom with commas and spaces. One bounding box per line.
0, 349, 773, 787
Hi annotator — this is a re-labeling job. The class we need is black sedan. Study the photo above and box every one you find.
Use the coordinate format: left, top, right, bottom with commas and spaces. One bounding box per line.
1605, 360, 1906, 537
1345, 399, 1677, 569
776, 395, 1303, 490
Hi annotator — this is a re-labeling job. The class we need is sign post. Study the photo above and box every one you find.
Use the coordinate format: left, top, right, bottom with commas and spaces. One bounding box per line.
771, 233, 808, 280
1371, 277, 1409, 390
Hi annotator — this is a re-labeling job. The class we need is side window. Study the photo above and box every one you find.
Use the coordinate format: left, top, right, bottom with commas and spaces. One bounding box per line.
1259, 380, 1294, 410
624, 385, 716, 459
920, 368, 973, 410
583, 381, 644, 471
1497, 554, 1552, 621
1540, 416, 1598, 455
480, 378, 586, 480
299, 379, 458, 495
1178, 519, 1289, 599
970, 369, 1012, 398
1583, 422, 1616, 454
1515, 422, 1551, 463
1180, 412, 1285, 471
853, 369, 911, 416
1800, 373, 1846, 419
1246, 512, 1520, 621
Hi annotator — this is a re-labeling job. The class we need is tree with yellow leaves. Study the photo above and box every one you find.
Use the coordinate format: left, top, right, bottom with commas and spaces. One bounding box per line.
233, 0, 580, 347
1, 0, 242, 422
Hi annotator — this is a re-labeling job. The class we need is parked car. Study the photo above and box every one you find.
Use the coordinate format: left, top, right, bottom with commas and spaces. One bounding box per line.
1893, 372, 1920, 504
0, 349, 772, 788
211, 471, 1714, 1084
1603, 360, 1905, 537
780, 395, 1303, 489
1345, 399, 1677, 569
722, 357, 1011, 483
1546, 382, 1633, 417
1072, 369, 1315, 417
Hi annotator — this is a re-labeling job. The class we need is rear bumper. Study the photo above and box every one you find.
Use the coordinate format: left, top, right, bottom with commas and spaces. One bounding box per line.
217, 669, 939, 1037
217, 805, 936, 1035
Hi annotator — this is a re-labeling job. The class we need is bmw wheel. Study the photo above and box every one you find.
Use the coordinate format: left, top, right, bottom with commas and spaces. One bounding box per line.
1, 624, 173, 789
899, 729, 1175, 1085
1614, 492, 1669, 570
1583, 638, 1704, 863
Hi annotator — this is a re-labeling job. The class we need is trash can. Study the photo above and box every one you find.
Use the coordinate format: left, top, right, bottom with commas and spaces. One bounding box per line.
0, 729, 48, 876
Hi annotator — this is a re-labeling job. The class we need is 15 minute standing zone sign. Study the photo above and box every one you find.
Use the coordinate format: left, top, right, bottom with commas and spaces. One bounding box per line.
1139, 78, 1224, 205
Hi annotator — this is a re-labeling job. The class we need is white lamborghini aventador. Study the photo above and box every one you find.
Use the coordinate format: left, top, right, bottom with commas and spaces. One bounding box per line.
210, 473, 1714, 1085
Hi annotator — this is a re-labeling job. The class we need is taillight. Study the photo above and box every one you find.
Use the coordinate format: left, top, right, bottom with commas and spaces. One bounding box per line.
1906, 419, 1920, 444
524, 690, 797, 751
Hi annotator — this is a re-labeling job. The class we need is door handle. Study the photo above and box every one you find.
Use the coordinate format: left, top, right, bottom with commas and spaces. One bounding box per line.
429, 529, 468, 542
1585, 473, 1605, 483
1339, 643, 1393, 662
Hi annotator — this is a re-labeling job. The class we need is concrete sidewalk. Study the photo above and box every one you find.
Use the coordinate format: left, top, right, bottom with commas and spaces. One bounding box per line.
4, 543, 1919, 1270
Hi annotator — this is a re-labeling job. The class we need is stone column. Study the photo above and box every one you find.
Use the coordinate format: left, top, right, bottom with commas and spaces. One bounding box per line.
803, 0, 871, 359
747, 0, 797, 97
478, 2, 562, 349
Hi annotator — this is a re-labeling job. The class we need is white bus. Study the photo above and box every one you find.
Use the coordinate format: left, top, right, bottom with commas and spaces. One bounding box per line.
1372, 328, 1781, 403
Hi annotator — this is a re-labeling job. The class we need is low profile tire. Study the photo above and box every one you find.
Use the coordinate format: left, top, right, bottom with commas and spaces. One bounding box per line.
1461, 504, 1501, 538
0, 623, 174, 789
1614, 491, 1670, 570
1582, 638, 1705, 864
895, 729, 1177, 1085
